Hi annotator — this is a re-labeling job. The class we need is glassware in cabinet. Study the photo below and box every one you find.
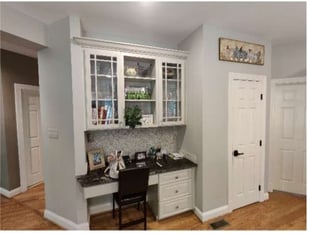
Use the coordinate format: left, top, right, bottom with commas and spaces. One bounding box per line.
162, 62, 183, 123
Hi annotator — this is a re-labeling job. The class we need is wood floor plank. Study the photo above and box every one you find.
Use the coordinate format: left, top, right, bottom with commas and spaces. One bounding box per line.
0, 183, 306, 230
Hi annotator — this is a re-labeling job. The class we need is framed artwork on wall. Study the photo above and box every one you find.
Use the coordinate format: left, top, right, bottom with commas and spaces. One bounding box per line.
219, 38, 265, 65
87, 149, 105, 171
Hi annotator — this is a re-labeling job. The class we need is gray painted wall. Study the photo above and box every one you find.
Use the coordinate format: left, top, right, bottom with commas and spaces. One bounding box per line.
178, 26, 204, 210
202, 25, 272, 211
272, 41, 306, 78
38, 16, 87, 225
179, 24, 272, 212
0, 49, 39, 190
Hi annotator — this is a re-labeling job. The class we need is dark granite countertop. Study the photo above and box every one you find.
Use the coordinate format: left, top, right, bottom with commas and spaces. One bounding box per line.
77, 157, 197, 188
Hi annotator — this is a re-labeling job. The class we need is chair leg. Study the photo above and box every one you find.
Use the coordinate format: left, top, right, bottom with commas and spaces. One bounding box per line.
144, 200, 147, 230
119, 204, 122, 230
112, 195, 115, 218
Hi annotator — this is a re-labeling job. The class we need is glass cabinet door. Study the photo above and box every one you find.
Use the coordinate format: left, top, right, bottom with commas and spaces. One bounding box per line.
87, 51, 120, 128
162, 61, 184, 124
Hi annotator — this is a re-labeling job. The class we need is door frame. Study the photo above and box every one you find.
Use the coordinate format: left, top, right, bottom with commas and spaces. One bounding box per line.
269, 77, 306, 192
227, 72, 267, 212
14, 83, 40, 192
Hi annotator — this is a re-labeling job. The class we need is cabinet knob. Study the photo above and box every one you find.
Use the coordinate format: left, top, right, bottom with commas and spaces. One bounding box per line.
175, 190, 179, 193
175, 176, 179, 179
175, 206, 179, 209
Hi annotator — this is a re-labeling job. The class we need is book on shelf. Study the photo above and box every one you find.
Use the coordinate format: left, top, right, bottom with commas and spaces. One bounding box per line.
98, 106, 107, 124
95, 102, 114, 125
105, 102, 113, 125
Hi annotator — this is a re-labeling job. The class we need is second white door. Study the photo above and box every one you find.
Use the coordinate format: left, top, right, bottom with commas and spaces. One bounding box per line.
271, 78, 306, 195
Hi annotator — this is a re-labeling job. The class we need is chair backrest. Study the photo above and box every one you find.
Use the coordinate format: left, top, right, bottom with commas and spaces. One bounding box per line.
118, 167, 150, 197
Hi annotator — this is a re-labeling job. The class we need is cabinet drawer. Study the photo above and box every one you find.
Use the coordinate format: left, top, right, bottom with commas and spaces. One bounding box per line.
159, 169, 191, 185
159, 195, 193, 219
159, 179, 192, 201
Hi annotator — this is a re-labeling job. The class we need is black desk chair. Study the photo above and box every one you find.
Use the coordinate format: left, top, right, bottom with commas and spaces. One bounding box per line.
112, 167, 150, 230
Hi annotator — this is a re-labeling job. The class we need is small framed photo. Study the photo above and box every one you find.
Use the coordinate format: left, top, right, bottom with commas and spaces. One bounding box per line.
135, 151, 147, 161
87, 149, 105, 171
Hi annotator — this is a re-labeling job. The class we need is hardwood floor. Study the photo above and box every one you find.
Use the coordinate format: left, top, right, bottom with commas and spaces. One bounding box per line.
0, 184, 61, 230
0, 183, 306, 230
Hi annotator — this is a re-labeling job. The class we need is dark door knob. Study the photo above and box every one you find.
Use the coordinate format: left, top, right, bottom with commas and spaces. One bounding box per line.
233, 150, 244, 157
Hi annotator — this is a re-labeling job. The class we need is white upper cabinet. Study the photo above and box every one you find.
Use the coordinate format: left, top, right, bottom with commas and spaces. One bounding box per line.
75, 37, 187, 130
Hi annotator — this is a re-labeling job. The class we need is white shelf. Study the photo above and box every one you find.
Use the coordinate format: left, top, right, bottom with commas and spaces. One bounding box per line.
125, 76, 156, 81
96, 99, 117, 101
163, 79, 181, 82
125, 99, 156, 102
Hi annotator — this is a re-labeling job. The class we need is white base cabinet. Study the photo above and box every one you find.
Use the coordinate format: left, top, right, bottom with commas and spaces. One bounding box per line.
148, 168, 194, 220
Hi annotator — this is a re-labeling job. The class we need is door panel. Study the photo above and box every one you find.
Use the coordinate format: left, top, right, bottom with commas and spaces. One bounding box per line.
23, 91, 43, 187
230, 75, 264, 210
272, 81, 306, 195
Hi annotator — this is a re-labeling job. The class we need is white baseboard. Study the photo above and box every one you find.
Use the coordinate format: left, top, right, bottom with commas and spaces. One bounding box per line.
0, 186, 21, 198
44, 209, 89, 230
89, 202, 114, 215
194, 205, 230, 222
264, 192, 269, 201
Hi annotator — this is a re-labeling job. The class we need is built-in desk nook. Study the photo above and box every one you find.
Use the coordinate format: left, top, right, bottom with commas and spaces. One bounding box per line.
77, 157, 196, 220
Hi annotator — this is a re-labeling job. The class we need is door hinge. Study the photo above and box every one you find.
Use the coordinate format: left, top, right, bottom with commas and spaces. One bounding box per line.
260, 94, 263, 100
259, 140, 262, 147
258, 185, 261, 191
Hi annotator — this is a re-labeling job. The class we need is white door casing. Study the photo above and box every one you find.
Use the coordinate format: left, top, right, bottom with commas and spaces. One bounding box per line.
270, 78, 306, 195
228, 73, 267, 211
15, 84, 43, 192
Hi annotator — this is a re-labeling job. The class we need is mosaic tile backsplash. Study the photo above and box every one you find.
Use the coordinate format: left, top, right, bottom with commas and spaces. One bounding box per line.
86, 126, 184, 157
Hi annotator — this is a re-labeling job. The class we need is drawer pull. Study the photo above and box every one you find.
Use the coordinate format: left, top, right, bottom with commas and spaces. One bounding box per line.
175, 190, 179, 193
175, 176, 179, 179
175, 206, 179, 209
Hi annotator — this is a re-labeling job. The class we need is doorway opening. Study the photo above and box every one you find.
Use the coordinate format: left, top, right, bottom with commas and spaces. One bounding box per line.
15, 83, 44, 192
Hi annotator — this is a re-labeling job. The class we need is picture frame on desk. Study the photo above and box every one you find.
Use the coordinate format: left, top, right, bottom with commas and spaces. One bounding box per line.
87, 149, 105, 171
135, 151, 147, 161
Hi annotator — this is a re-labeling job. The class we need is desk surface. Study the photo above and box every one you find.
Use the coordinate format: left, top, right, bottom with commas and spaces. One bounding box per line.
77, 157, 197, 188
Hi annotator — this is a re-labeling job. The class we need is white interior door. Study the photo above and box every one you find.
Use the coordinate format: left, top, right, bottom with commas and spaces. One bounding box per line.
22, 90, 43, 187
229, 73, 266, 210
271, 79, 306, 195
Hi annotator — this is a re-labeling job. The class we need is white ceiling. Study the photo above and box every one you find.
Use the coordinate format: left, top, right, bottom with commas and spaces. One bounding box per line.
4, 2, 307, 48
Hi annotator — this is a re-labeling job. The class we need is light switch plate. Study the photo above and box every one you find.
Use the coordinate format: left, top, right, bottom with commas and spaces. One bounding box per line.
48, 128, 59, 139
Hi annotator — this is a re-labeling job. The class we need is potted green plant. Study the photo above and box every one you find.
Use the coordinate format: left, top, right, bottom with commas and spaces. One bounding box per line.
124, 105, 142, 129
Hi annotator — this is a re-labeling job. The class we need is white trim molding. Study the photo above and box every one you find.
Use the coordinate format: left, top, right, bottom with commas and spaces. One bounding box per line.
73, 36, 189, 60
14, 83, 40, 192
263, 192, 269, 201
0, 187, 22, 198
44, 209, 89, 230
194, 205, 230, 222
